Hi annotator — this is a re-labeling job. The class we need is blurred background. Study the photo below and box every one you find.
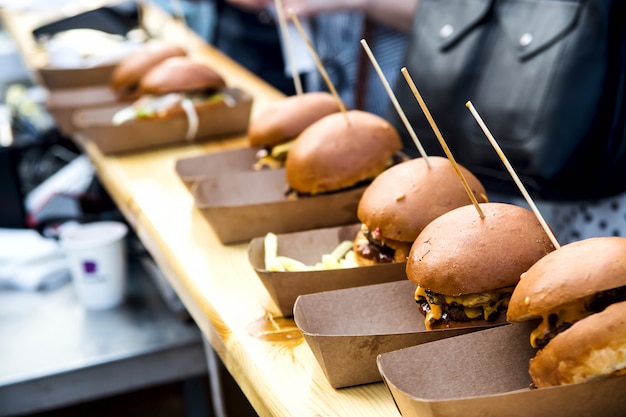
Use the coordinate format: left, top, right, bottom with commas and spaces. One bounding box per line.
0, 1, 258, 416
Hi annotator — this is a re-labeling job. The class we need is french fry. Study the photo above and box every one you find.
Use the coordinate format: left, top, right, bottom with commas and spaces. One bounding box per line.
263, 234, 359, 271
266, 259, 286, 272
264, 233, 285, 271
339, 250, 358, 268
321, 254, 342, 270
275, 256, 312, 271
329, 240, 353, 261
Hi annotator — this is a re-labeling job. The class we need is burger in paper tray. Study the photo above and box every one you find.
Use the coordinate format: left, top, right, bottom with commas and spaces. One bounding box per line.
248, 92, 341, 170
71, 54, 253, 154
32, 0, 148, 88
508, 236, 626, 388
377, 236, 626, 417
293, 201, 556, 388
45, 40, 190, 136
249, 155, 488, 317
37, 28, 146, 89
190, 108, 403, 245
175, 91, 342, 187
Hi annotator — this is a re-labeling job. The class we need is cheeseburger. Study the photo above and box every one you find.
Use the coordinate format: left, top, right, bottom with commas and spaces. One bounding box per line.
248, 92, 340, 169
285, 110, 402, 196
109, 41, 187, 100
112, 56, 227, 125
507, 237, 626, 388
353, 156, 488, 266
407, 202, 556, 330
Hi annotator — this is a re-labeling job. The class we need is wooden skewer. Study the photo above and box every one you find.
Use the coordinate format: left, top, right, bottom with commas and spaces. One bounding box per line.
401, 67, 484, 219
288, 9, 350, 125
466, 101, 561, 249
360, 40, 430, 166
274, 0, 303, 95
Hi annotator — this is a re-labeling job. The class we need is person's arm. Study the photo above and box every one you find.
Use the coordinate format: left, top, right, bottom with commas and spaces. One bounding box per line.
225, 0, 273, 13
282, 0, 419, 32
224, 0, 419, 32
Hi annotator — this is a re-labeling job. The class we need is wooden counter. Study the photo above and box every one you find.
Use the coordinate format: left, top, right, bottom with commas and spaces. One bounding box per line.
2, 4, 402, 416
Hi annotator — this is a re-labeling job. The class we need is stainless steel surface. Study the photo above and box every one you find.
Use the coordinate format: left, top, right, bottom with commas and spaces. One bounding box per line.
0, 256, 207, 416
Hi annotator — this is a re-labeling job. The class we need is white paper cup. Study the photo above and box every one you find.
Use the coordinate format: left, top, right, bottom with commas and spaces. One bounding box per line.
60, 221, 128, 310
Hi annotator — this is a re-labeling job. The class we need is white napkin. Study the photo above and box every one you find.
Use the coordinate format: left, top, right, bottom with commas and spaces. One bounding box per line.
0, 228, 70, 291
24, 154, 94, 217
45, 29, 144, 68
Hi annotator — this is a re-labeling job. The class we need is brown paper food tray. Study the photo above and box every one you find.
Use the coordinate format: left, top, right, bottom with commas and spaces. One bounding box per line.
72, 87, 253, 154
293, 280, 499, 389
248, 224, 407, 317
175, 147, 261, 188
191, 169, 364, 245
37, 63, 117, 90
46, 85, 120, 136
377, 322, 626, 417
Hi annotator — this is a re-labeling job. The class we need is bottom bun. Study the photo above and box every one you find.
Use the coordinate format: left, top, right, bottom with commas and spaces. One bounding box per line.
529, 300, 626, 388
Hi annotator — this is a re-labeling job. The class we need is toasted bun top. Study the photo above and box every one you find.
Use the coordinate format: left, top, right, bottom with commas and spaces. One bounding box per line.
138, 56, 226, 95
285, 110, 402, 194
406, 202, 556, 295
248, 92, 340, 147
507, 236, 626, 322
110, 41, 186, 96
357, 156, 488, 243
528, 300, 626, 388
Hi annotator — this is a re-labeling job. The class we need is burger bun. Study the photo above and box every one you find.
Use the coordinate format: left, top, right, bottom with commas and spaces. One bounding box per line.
248, 92, 340, 148
110, 41, 187, 99
138, 56, 226, 96
285, 110, 402, 195
357, 156, 487, 244
507, 236, 626, 322
406, 202, 556, 295
529, 300, 626, 387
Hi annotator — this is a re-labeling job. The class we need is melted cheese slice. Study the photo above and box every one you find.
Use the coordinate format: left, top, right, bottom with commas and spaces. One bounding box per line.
529, 297, 591, 348
415, 286, 512, 330
254, 140, 295, 170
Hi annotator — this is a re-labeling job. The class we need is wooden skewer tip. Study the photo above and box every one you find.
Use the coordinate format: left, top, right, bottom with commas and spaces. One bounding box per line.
358, 40, 429, 162
273, 0, 303, 95
465, 101, 561, 249
401, 68, 485, 219
288, 8, 350, 125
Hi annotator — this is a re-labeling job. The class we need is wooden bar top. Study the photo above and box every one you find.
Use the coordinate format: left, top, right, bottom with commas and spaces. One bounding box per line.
2, 4, 402, 416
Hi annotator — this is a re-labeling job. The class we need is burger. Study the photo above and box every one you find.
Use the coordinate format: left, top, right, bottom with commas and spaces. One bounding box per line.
248, 92, 340, 170
353, 156, 488, 266
111, 56, 227, 126
109, 41, 187, 100
284, 110, 402, 196
506, 236, 626, 388
406, 202, 556, 330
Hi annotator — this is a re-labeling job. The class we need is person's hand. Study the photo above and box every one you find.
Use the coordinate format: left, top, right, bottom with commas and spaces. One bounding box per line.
226, 0, 274, 13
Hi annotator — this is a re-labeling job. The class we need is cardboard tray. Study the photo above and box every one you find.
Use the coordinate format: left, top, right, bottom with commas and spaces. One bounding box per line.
248, 224, 407, 317
175, 147, 260, 187
191, 168, 365, 245
45, 84, 120, 136
37, 63, 117, 90
72, 87, 253, 154
293, 280, 497, 388
377, 322, 626, 417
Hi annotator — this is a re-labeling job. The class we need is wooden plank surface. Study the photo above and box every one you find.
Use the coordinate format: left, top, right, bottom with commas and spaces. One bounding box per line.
2, 4, 403, 416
